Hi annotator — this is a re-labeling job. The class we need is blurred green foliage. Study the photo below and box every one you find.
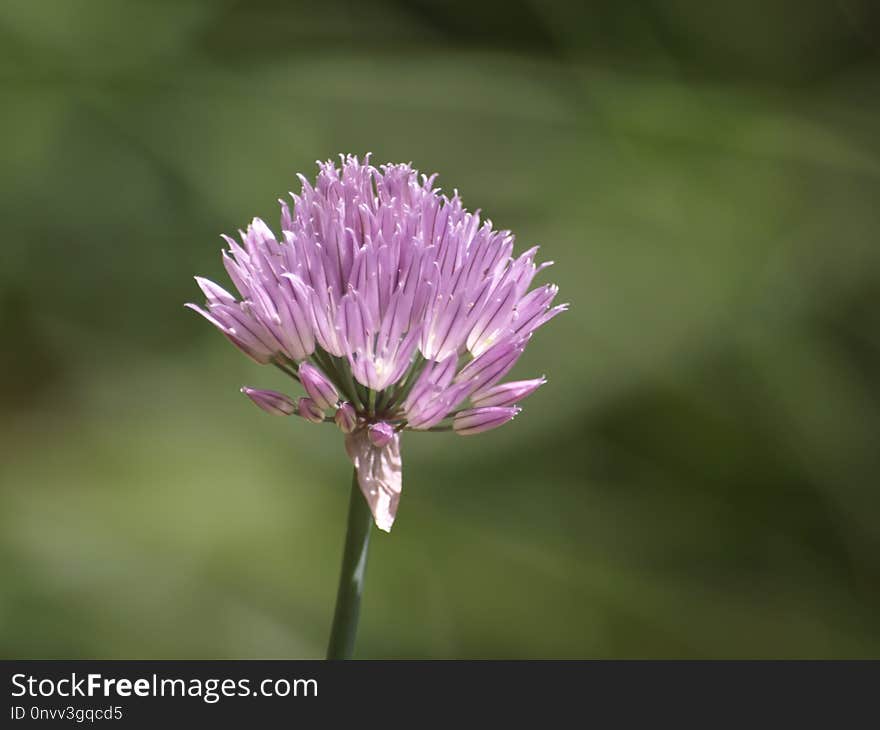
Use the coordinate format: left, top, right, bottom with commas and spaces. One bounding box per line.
1, 0, 879, 658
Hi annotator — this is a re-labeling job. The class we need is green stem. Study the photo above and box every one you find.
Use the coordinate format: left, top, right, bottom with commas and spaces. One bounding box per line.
335, 355, 366, 411
385, 354, 424, 410
273, 359, 301, 382
326, 469, 373, 659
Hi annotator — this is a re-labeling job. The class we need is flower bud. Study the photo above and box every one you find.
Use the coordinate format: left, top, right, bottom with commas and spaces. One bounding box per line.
297, 397, 325, 424
453, 406, 519, 436
334, 402, 358, 433
298, 362, 339, 411
241, 387, 296, 416
471, 377, 546, 408
368, 421, 395, 447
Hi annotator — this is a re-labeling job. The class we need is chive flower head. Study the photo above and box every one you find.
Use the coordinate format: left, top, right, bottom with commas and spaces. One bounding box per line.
188, 155, 565, 530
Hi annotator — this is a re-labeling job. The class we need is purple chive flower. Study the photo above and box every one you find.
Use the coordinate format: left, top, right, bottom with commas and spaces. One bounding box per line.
297, 397, 325, 424
189, 154, 565, 531
299, 362, 339, 411
368, 422, 395, 448
471, 377, 546, 408
335, 402, 358, 434
241, 387, 297, 416
453, 407, 520, 435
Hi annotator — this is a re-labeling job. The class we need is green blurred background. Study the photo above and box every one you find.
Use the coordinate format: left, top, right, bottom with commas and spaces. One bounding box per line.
1, 0, 879, 658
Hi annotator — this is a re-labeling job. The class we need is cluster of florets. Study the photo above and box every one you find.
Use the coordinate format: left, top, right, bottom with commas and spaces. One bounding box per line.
189, 155, 564, 529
